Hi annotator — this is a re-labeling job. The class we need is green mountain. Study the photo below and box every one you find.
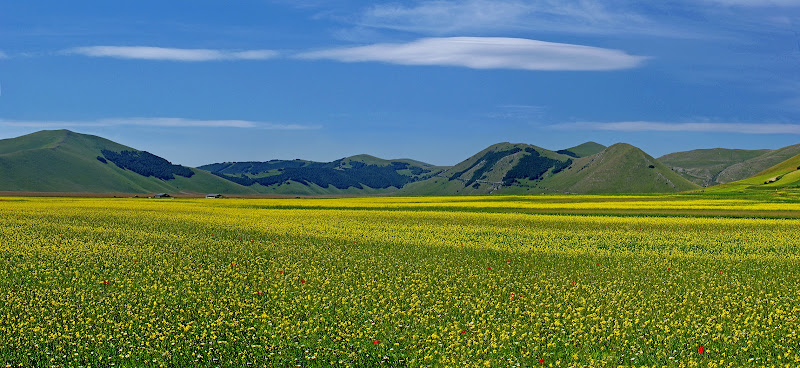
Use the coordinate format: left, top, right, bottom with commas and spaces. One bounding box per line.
199, 154, 446, 195
704, 152, 800, 193
402, 142, 697, 195
400, 142, 573, 194
0, 130, 255, 194
402, 142, 571, 195
658, 144, 800, 187
519, 143, 698, 194
556, 142, 607, 158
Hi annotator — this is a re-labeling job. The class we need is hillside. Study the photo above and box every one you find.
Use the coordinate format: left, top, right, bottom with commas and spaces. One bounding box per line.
659, 144, 800, 186
529, 143, 699, 194
401, 142, 576, 195
199, 154, 446, 194
0, 130, 255, 194
401, 142, 696, 195
705, 152, 800, 193
557, 142, 606, 158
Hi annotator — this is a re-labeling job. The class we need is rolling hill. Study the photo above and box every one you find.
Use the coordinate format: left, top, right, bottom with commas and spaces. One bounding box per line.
402, 142, 699, 195
556, 141, 607, 158
534, 143, 700, 194
704, 152, 800, 193
199, 155, 446, 195
401, 142, 573, 195
0, 130, 256, 194
658, 144, 800, 187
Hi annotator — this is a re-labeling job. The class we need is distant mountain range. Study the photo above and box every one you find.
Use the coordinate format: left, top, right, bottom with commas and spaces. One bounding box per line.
1, 129, 799, 195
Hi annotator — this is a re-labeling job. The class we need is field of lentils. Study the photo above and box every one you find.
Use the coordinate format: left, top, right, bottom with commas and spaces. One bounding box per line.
1, 194, 799, 367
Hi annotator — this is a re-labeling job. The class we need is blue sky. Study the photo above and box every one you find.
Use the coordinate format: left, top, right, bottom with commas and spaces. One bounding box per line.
1, 0, 800, 166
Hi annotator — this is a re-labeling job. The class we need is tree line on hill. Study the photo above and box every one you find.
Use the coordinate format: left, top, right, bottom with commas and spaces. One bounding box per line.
503, 148, 572, 185
100, 150, 194, 180
210, 161, 427, 189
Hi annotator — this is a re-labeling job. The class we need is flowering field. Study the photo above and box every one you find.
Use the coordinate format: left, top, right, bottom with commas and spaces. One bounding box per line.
1, 195, 799, 367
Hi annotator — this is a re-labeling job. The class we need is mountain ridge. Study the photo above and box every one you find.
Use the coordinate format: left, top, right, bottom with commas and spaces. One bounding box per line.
1, 130, 798, 195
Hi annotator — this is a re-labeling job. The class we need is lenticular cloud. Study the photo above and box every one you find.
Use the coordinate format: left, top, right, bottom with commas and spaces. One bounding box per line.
297, 37, 647, 71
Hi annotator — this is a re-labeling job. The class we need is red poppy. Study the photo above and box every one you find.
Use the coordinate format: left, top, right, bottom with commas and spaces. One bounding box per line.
255, 291, 263, 295
596, 262, 600, 266
373, 340, 380, 344
238, 237, 242, 241
460, 330, 466, 334
231, 262, 236, 267
102, 280, 109, 285
698, 345, 704, 354
538, 358, 544, 363
301, 279, 306, 284
571, 281, 576, 285
505, 260, 510, 263
667, 267, 671, 271
488, 267, 492, 270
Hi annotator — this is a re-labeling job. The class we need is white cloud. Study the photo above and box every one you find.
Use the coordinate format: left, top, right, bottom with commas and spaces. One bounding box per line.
67, 46, 279, 61
355, 0, 662, 36
558, 121, 800, 134
0, 51, 7, 59
297, 37, 647, 71
0, 117, 319, 130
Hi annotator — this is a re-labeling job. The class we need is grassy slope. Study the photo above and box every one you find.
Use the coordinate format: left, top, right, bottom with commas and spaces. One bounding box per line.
0, 130, 256, 194
202, 154, 446, 195
657, 146, 800, 187
403, 142, 572, 195
715, 144, 800, 184
533, 143, 699, 194
563, 141, 606, 157
705, 152, 800, 193
248, 181, 407, 196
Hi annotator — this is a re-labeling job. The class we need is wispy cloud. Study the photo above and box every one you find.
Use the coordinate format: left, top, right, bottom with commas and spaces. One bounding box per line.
557, 121, 800, 134
67, 46, 279, 61
701, 0, 800, 6
0, 51, 7, 59
0, 117, 319, 130
353, 0, 680, 37
297, 37, 647, 71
